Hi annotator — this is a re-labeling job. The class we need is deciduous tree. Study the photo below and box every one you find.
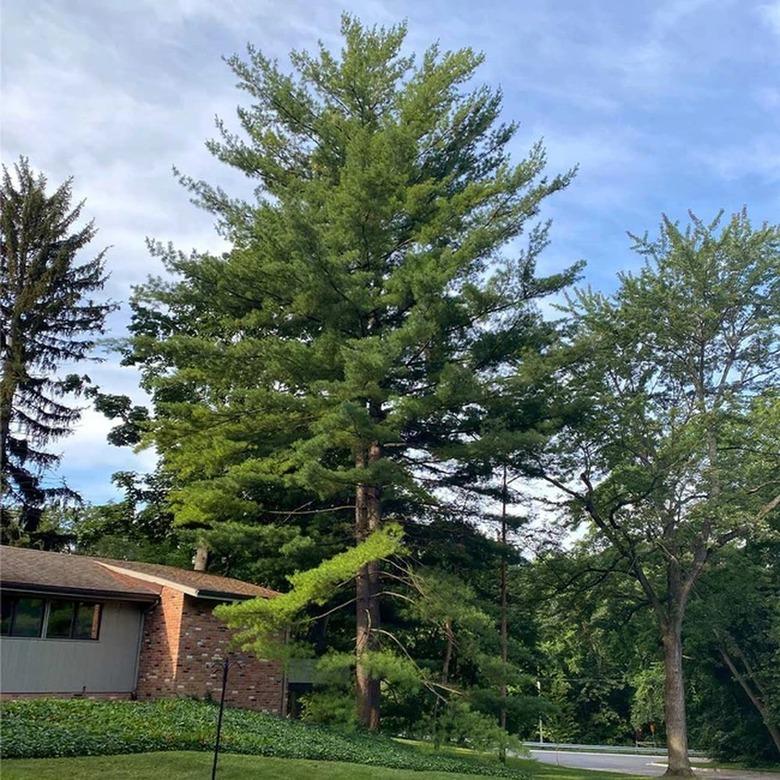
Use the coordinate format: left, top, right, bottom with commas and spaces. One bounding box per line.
531, 212, 780, 775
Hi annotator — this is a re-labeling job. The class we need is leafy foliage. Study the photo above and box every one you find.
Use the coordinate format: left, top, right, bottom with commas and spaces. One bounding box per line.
525, 211, 780, 772
0, 698, 529, 777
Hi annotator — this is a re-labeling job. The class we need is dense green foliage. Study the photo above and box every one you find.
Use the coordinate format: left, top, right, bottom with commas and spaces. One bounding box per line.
522, 211, 780, 774
0, 698, 529, 778
513, 539, 780, 766
216, 523, 404, 659
124, 14, 577, 732
686, 538, 780, 764
0, 158, 115, 547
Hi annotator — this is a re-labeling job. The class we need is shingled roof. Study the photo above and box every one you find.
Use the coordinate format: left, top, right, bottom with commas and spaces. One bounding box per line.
95, 558, 279, 600
0, 546, 278, 602
0, 546, 159, 601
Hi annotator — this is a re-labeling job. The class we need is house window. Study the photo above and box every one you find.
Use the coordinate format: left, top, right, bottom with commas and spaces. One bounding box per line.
44, 600, 101, 640
47, 600, 78, 638
72, 601, 101, 639
1, 597, 45, 637
0, 597, 101, 640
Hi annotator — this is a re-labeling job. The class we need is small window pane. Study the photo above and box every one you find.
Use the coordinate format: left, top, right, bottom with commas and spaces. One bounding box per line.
11, 598, 44, 637
73, 602, 101, 640
1, 598, 14, 635
46, 600, 76, 638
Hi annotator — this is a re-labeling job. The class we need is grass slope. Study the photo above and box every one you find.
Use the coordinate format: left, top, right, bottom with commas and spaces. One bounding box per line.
0, 751, 644, 779
0, 699, 528, 777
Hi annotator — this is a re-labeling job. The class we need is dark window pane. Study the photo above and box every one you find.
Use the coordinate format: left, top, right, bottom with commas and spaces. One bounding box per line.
11, 598, 44, 637
1, 598, 14, 635
73, 602, 101, 640
46, 600, 75, 638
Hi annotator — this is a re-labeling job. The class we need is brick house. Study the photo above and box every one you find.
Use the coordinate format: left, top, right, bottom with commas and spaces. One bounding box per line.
0, 545, 285, 713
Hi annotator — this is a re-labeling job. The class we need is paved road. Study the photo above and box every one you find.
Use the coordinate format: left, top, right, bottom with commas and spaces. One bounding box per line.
528, 748, 776, 778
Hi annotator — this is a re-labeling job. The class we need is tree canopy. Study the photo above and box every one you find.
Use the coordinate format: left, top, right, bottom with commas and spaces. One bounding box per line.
127, 14, 578, 730
528, 211, 780, 775
0, 158, 114, 546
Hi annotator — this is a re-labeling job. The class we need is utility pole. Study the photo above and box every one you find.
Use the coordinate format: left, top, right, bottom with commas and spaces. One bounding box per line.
537, 678, 544, 744
499, 463, 509, 759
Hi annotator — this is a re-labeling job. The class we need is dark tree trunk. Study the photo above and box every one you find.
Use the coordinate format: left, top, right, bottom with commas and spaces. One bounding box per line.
0, 356, 18, 538
0, 320, 20, 529
662, 623, 694, 777
355, 441, 381, 730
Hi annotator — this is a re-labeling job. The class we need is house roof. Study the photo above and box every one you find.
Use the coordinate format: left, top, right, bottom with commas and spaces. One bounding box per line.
94, 558, 279, 600
0, 546, 278, 602
0, 545, 159, 601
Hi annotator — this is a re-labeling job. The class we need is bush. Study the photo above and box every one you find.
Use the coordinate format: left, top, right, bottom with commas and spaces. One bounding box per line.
0, 698, 530, 778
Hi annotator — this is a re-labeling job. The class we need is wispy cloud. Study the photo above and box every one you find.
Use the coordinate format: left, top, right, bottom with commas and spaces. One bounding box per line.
758, 0, 780, 35
2, 0, 779, 501
693, 135, 780, 182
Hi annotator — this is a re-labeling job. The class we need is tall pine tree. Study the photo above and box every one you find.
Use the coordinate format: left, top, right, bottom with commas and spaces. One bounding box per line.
1, 158, 114, 546
129, 16, 577, 728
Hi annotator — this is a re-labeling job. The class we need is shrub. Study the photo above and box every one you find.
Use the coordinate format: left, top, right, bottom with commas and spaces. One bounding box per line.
0, 698, 530, 778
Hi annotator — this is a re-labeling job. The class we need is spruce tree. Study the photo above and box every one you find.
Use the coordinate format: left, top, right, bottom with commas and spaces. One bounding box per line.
0, 158, 114, 546
129, 15, 577, 728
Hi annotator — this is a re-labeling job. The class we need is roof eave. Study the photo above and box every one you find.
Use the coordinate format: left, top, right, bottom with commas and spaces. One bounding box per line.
0, 582, 159, 603
195, 589, 256, 602
95, 562, 273, 601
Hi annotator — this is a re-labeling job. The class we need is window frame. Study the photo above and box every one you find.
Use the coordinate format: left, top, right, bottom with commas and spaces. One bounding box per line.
1, 596, 102, 641
1, 596, 46, 638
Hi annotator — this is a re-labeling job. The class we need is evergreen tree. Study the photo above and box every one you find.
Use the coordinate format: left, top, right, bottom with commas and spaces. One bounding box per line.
129, 15, 577, 728
0, 158, 114, 546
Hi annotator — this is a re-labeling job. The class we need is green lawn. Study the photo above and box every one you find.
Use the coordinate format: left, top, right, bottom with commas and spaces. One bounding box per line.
394, 740, 640, 779
692, 760, 780, 773
0, 698, 525, 776
0, 751, 642, 779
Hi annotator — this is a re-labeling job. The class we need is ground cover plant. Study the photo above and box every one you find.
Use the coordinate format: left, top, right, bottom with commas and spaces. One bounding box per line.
0, 698, 529, 778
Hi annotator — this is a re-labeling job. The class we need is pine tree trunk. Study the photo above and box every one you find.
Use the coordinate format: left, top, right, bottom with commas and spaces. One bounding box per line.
0, 320, 19, 507
0, 350, 17, 534
0, 378, 11, 476
662, 624, 694, 776
355, 441, 381, 730
193, 544, 209, 571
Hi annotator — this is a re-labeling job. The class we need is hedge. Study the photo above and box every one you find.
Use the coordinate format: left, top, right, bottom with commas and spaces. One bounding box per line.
0, 699, 530, 778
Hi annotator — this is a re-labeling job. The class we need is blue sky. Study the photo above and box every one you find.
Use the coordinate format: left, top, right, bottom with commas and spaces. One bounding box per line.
2, 0, 780, 504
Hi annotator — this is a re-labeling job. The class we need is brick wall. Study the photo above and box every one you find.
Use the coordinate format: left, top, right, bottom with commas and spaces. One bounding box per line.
135, 586, 183, 699
136, 586, 284, 714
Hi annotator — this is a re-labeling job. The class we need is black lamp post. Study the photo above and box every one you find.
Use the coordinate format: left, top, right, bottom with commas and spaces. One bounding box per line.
211, 656, 230, 780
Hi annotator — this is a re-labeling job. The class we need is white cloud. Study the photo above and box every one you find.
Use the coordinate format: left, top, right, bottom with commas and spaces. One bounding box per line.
3, 0, 779, 502
758, 0, 780, 35
694, 135, 780, 182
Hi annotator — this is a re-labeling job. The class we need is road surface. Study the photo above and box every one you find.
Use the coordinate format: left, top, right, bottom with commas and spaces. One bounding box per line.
528, 748, 776, 778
